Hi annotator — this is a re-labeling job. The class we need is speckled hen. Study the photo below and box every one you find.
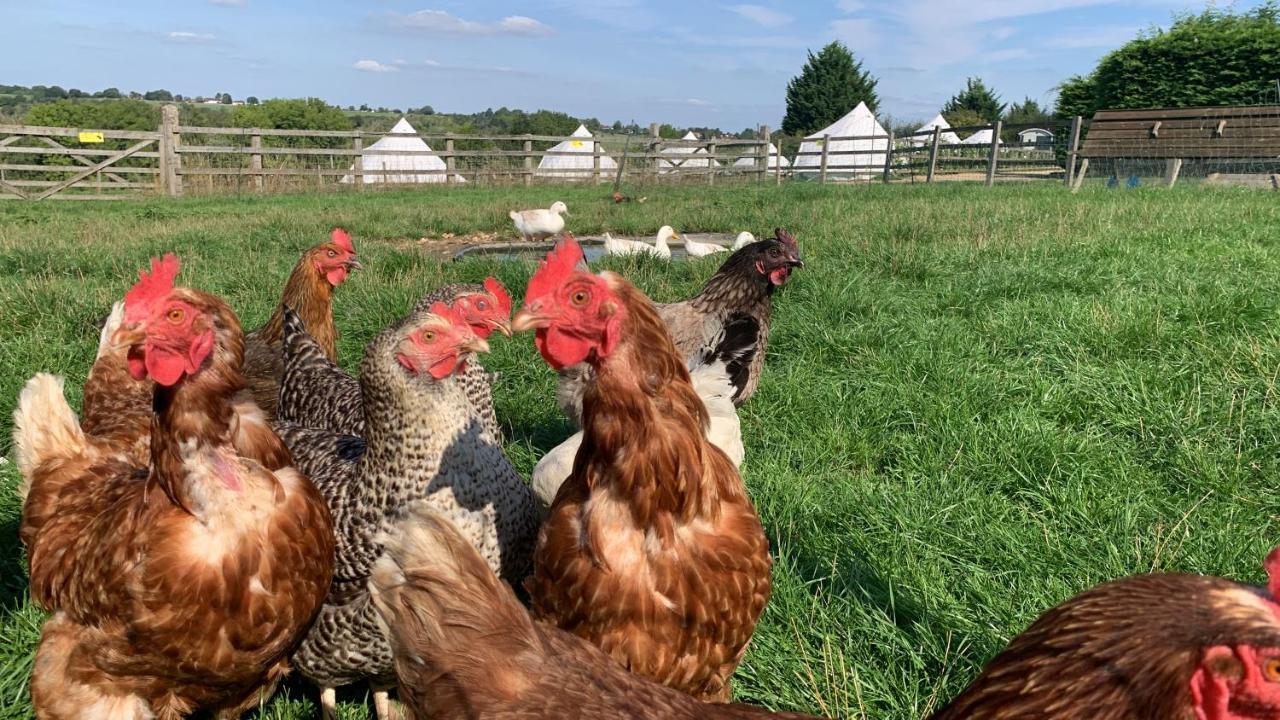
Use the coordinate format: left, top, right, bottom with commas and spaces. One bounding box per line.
274, 300, 537, 720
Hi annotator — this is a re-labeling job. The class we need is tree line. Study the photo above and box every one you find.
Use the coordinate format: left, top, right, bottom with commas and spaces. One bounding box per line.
781, 3, 1280, 139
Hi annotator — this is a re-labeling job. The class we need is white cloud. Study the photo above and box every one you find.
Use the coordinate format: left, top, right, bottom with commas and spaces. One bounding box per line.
209, 0, 246, 6
727, 5, 792, 28
686, 98, 711, 107
168, 31, 216, 42
836, 0, 865, 11
388, 10, 553, 36
354, 59, 399, 73
424, 59, 442, 66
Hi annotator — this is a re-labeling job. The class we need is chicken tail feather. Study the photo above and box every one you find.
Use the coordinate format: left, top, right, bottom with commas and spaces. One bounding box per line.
371, 502, 541, 668
12, 373, 86, 501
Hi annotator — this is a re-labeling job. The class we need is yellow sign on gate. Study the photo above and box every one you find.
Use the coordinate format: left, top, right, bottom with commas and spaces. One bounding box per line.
77, 131, 105, 143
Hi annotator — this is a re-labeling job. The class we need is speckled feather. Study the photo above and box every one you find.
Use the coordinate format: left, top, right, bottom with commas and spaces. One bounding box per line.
278, 284, 501, 441
281, 305, 538, 691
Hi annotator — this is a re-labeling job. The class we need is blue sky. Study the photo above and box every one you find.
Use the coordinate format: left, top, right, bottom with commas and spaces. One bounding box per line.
7, 0, 1267, 130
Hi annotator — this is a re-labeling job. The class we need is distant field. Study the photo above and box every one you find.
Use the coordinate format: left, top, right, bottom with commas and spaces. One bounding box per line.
2, 182, 1280, 718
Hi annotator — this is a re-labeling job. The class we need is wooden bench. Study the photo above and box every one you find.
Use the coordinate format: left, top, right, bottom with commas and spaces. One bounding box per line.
1074, 105, 1280, 191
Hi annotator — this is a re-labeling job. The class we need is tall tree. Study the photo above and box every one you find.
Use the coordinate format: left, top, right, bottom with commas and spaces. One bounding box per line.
782, 41, 879, 136
1004, 97, 1051, 127
943, 77, 1005, 122
1056, 4, 1280, 117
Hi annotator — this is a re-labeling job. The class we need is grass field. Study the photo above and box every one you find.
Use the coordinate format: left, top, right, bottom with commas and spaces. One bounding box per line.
2, 181, 1280, 718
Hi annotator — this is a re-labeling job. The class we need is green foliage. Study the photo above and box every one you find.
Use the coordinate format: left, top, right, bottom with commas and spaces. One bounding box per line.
143, 89, 173, 101
943, 77, 1006, 123
24, 99, 160, 130
231, 98, 354, 132
1004, 98, 1051, 128
782, 41, 880, 135
2, 184, 1280, 719
246, 96, 260, 106
1056, 3, 1280, 117
941, 108, 986, 134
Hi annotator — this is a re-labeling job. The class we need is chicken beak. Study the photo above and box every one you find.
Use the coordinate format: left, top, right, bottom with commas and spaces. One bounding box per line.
346, 257, 364, 272
489, 317, 513, 337
108, 322, 147, 353
461, 336, 491, 355
511, 308, 552, 333
789, 258, 805, 269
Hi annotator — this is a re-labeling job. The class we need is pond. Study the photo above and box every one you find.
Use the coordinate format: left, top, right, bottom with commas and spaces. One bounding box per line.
452, 233, 739, 263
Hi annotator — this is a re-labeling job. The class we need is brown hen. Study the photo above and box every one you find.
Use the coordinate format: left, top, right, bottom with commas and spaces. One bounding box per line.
13, 255, 334, 720
932, 548, 1280, 720
515, 236, 772, 703
242, 227, 360, 418
371, 503, 823, 720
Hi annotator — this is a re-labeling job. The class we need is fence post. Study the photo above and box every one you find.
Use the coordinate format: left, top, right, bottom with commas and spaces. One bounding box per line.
927, 126, 940, 183
819, 134, 831, 184
707, 141, 717, 186
349, 133, 361, 192
593, 140, 602, 185
1065, 115, 1083, 187
985, 120, 1002, 186
882, 129, 894, 184
649, 122, 660, 180
445, 138, 455, 185
775, 139, 783, 186
159, 104, 182, 196
251, 131, 265, 192
760, 125, 770, 183
523, 137, 533, 187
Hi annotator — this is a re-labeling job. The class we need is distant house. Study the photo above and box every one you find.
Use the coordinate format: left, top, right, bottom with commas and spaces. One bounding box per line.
1017, 128, 1054, 147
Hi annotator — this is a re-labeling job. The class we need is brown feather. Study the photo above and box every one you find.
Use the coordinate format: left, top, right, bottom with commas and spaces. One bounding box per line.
242, 243, 343, 418
374, 505, 819, 720
528, 273, 772, 702
931, 573, 1280, 720
21, 289, 334, 719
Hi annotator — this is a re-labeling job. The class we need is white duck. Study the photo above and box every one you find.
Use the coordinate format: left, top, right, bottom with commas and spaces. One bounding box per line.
510, 201, 568, 242
683, 235, 730, 258
601, 227, 675, 259
731, 231, 758, 250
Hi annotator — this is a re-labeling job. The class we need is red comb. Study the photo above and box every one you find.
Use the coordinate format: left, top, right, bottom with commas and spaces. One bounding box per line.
526, 234, 585, 305
332, 228, 355, 254
483, 277, 512, 316
426, 300, 467, 327
124, 254, 180, 323
774, 227, 798, 251
1266, 546, 1280, 599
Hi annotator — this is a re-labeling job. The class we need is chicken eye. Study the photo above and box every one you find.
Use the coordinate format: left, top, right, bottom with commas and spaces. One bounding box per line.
769, 248, 780, 257
476, 299, 489, 310
166, 307, 185, 324
571, 290, 589, 306
1265, 658, 1280, 682
422, 330, 437, 343
327, 249, 337, 258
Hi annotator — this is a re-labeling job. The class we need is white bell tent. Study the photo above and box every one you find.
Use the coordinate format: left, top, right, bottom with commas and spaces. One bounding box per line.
535, 125, 618, 179
912, 114, 962, 146
792, 102, 888, 178
733, 142, 790, 169
341, 118, 465, 184
658, 131, 718, 173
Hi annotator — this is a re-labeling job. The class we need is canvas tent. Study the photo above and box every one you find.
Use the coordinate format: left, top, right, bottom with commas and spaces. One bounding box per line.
536, 124, 618, 179
792, 102, 888, 177
960, 128, 1000, 145
658, 131, 718, 173
733, 142, 790, 169
912, 114, 961, 146
341, 117, 465, 184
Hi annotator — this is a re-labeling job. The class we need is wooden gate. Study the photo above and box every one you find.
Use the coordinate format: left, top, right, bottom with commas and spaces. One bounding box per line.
0, 124, 162, 200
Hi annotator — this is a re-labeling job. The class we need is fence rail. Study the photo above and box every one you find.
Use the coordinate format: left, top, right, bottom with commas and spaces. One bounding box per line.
26, 105, 1280, 199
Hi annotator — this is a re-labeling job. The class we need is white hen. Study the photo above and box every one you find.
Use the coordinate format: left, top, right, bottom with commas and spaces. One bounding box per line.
510, 201, 568, 242
683, 236, 730, 258
731, 231, 758, 250
531, 356, 744, 516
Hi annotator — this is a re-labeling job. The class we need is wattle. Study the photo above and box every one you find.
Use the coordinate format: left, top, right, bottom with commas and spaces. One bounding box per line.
326, 266, 349, 286
769, 267, 791, 286
535, 327, 591, 370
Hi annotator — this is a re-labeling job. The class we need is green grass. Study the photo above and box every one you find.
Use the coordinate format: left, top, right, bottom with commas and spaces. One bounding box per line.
2, 181, 1280, 718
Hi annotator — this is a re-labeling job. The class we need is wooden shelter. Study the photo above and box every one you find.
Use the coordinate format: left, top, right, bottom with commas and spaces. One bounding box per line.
1074, 105, 1280, 190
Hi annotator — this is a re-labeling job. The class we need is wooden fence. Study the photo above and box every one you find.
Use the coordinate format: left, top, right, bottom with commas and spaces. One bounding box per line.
0, 105, 1088, 200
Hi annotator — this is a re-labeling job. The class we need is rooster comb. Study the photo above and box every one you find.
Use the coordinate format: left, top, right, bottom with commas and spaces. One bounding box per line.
124, 254, 180, 323
525, 234, 585, 303
428, 300, 466, 327
331, 227, 355, 254
483, 276, 512, 315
